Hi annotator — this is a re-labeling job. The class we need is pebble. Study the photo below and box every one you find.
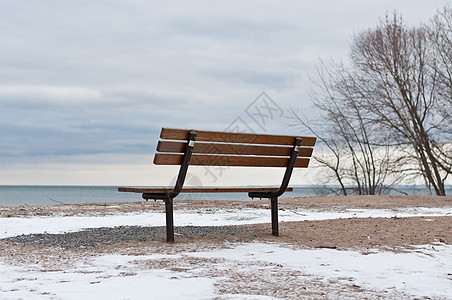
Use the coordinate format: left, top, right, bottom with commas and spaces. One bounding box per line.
3, 225, 258, 249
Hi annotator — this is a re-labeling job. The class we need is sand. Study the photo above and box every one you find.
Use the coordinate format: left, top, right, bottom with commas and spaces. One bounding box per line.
1, 195, 451, 251
1, 195, 451, 299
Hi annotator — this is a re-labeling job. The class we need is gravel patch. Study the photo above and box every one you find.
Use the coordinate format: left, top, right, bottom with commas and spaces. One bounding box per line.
2, 225, 260, 249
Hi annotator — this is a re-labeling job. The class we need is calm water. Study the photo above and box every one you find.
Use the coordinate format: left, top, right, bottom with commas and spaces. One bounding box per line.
0, 185, 450, 207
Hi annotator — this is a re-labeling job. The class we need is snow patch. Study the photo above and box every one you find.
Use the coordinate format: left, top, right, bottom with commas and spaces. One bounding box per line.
1, 206, 451, 239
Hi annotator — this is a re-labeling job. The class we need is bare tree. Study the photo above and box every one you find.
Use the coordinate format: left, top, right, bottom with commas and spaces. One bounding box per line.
346, 13, 451, 195
428, 6, 452, 179
293, 9, 451, 196
290, 107, 349, 196
430, 6, 452, 106
290, 61, 407, 195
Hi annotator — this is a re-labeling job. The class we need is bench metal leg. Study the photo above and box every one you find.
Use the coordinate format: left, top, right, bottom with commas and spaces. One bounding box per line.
165, 198, 175, 242
271, 197, 279, 236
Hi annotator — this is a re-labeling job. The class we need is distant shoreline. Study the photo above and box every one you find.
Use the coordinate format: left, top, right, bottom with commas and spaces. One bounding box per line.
1, 185, 452, 207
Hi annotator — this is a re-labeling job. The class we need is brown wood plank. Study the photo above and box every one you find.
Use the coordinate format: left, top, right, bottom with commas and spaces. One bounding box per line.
118, 186, 293, 193
160, 127, 316, 146
154, 153, 310, 168
157, 141, 314, 157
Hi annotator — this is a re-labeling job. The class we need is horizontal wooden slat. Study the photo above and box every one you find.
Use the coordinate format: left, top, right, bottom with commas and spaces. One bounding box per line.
118, 187, 293, 193
157, 141, 314, 157
160, 127, 316, 147
154, 153, 310, 168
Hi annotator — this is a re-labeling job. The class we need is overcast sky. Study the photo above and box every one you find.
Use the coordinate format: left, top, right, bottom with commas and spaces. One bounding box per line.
0, 0, 449, 186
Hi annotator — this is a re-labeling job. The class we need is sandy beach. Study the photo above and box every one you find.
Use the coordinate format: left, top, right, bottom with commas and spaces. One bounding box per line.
1, 195, 451, 248
1, 195, 451, 299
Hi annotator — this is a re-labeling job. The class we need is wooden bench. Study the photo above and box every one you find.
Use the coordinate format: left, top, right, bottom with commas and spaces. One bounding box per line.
119, 127, 316, 242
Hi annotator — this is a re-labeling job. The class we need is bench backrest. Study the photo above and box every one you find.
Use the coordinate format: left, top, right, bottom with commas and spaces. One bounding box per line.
154, 128, 316, 168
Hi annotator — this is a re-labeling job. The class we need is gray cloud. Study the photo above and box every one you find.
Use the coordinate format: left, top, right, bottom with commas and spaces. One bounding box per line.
0, 0, 449, 183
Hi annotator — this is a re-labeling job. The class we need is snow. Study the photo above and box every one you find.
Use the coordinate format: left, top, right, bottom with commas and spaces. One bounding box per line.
1, 206, 451, 239
0, 254, 216, 300
1, 242, 451, 299
1, 206, 451, 299
192, 243, 452, 299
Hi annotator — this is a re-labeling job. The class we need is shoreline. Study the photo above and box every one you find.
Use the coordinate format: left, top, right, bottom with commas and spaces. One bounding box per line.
1, 195, 451, 217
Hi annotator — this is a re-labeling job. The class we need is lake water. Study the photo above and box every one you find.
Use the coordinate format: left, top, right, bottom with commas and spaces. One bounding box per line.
0, 185, 450, 207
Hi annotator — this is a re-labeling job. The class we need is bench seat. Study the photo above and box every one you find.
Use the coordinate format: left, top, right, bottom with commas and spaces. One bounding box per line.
119, 187, 293, 194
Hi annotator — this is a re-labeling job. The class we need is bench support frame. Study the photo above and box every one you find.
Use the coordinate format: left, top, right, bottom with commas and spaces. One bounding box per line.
271, 197, 278, 236
164, 198, 175, 242
143, 132, 302, 242
248, 137, 302, 237
142, 131, 197, 242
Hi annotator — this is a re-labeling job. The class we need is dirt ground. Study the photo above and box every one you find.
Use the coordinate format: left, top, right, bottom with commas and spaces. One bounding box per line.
1, 195, 451, 252
1, 195, 451, 299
